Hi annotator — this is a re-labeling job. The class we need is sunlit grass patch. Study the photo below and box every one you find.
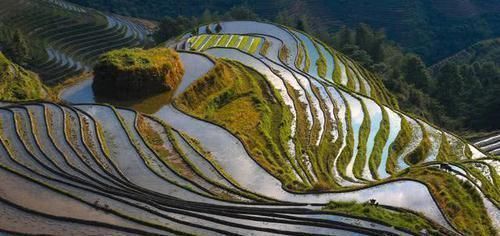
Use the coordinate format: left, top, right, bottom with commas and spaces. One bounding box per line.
175, 59, 304, 190
248, 38, 262, 54
324, 200, 449, 234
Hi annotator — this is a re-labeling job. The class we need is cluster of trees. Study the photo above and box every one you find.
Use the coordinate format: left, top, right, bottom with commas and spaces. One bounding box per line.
154, 6, 258, 42
0, 28, 30, 66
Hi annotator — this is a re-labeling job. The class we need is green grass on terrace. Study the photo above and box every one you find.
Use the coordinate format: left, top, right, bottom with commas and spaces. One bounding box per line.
216, 34, 232, 47
228, 35, 240, 48
237, 36, 250, 50
353, 101, 371, 180
323, 200, 447, 234
368, 107, 390, 180
191, 35, 208, 50
248, 38, 262, 54
200, 35, 221, 51
386, 116, 412, 174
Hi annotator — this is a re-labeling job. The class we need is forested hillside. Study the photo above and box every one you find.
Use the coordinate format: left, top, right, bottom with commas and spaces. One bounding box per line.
67, 0, 500, 64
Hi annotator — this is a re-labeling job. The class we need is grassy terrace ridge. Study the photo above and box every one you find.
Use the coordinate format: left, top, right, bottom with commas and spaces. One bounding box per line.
93, 48, 184, 100
296, 43, 305, 69
174, 59, 304, 191
352, 101, 371, 181
405, 122, 431, 166
368, 107, 390, 180
248, 38, 263, 54
332, 54, 342, 84
335, 92, 356, 182
279, 44, 289, 63
187, 34, 265, 55
323, 200, 450, 235
0, 52, 49, 101
260, 39, 271, 56
315, 44, 327, 79
459, 161, 500, 205
405, 167, 496, 236
301, 40, 311, 72
386, 116, 412, 174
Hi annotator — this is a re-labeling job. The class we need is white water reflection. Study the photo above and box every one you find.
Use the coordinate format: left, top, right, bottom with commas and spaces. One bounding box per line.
153, 104, 453, 230
359, 97, 383, 181
377, 107, 401, 179
341, 91, 364, 181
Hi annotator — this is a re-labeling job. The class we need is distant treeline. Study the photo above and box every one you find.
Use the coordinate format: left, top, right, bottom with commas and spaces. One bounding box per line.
67, 0, 500, 64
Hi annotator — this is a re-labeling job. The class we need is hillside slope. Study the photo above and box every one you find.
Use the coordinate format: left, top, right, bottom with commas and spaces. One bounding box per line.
66, 0, 500, 63
0, 0, 153, 84
430, 37, 500, 73
0, 11, 498, 234
55, 20, 498, 235
0, 52, 48, 101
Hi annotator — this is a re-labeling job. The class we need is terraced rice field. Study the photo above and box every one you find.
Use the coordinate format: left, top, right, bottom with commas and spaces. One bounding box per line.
475, 132, 500, 156
2, 18, 499, 235
0, 0, 152, 84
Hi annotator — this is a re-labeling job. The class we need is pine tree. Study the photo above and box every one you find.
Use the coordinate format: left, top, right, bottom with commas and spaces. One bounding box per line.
402, 54, 430, 91
336, 26, 353, 47
296, 15, 311, 33
436, 63, 465, 117
200, 9, 213, 24
355, 24, 373, 52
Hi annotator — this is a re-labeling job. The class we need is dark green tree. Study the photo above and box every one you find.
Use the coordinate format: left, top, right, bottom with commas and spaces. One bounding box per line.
5, 30, 29, 65
200, 9, 214, 24
435, 63, 465, 117
401, 54, 430, 91
335, 26, 353, 48
224, 5, 257, 21
154, 16, 195, 42
275, 10, 294, 26
355, 24, 373, 53
296, 15, 311, 33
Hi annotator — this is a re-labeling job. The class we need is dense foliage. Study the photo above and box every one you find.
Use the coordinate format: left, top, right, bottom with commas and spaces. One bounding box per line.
0, 30, 29, 66
154, 6, 259, 42
175, 59, 300, 190
68, 0, 500, 64
93, 48, 184, 99
0, 51, 47, 101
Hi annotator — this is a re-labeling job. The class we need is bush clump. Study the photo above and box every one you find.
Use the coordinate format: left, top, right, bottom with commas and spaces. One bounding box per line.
93, 48, 184, 99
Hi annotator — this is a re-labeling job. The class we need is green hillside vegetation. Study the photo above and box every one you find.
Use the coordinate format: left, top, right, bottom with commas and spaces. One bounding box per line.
69, 0, 500, 64
175, 59, 303, 190
431, 38, 500, 71
0, 0, 150, 84
93, 48, 184, 99
323, 200, 448, 235
0, 52, 48, 101
406, 167, 496, 236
